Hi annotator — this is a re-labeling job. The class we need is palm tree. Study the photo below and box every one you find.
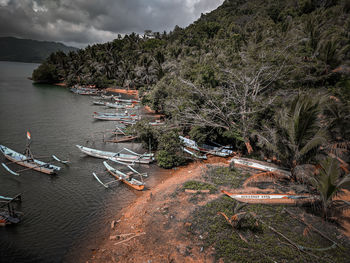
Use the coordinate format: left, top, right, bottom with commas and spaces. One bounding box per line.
311, 157, 350, 218
255, 93, 328, 180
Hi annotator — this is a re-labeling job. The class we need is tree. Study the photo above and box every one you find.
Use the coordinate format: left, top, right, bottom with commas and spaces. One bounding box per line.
311, 157, 350, 218
170, 47, 287, 153
255, 94, 328, 180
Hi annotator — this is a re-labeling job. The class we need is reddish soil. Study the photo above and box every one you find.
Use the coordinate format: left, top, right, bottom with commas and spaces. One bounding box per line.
89, 157, 350, 263
106, 88, 138, 97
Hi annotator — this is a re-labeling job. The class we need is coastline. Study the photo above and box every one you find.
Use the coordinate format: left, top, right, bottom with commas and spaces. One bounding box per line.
88, 157, 350, 263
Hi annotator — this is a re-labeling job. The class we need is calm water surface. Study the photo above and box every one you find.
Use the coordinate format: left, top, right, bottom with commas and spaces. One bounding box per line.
0, 61, 163, 263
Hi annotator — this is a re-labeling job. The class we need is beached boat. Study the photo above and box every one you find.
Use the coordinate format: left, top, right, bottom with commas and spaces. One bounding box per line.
105, 102, 132, 109
103, 161, 145, 190
76, 145, 154, 164
94, 112, 133, 117
93, 114, 139, 121
222, 190, 315, 205
0, 145, 61, 175
113, 98, 140, 104
71, 86, 98, 95
93, 101, 106, 106
179, 136, 233, 157
105, 135, 138, 143
182, 147, 207, 159
101, 94, 120, 99
230, 157, 291, 176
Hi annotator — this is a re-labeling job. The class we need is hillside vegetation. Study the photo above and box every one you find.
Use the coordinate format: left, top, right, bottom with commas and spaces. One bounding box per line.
0, 37, 77, 63
33, 0, 350, 171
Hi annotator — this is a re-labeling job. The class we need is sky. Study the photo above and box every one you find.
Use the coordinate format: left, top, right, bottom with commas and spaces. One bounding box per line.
0, 0, 224, 48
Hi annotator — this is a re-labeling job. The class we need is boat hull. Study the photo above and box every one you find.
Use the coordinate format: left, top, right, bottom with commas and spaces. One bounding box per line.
0, 145, 60, 175
222, 190, 315, 205
106, 169, 144, 190
76, 145, 153, 164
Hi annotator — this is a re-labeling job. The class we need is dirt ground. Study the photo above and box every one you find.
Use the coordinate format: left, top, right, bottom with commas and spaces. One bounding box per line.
88, 157, 350, 263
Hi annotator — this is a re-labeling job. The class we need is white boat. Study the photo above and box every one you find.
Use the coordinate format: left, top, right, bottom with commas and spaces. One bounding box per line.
179, 136, 233, 157
222, 190, 315, 205
230, 157, 291, 176
76, 145, 154, 164
0, 145, 61, 175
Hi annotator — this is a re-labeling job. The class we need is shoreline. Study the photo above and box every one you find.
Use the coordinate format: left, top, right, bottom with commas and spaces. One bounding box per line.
88, 156, 350, 262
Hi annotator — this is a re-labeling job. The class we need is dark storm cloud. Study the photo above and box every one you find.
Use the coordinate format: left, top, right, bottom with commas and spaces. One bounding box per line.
0, 0, 224, 47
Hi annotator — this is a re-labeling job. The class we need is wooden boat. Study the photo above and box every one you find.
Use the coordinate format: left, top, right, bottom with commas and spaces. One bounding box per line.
105, 135, 138, 143
94, 112, 133, 117
113, 98, 140, 104
179, 136, 233, 157
0, 145, 61, 175
93, 101, 106, 106
103, 161, 145, 190
93, 114, 139, 121
182, 147, 207, 159
101, 94, 120, 99
105, 102, 131, 109
0, 193, 22, 226
76, 145, 154, 164
71, 87, 98, 95
222, 190, 316, 205
230, 157, 291, 176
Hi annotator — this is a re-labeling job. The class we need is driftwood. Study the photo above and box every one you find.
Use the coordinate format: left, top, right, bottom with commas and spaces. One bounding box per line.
113, 232, 146, 245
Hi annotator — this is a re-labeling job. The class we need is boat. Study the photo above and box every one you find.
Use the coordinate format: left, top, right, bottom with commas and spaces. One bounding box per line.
93, 114, 139, 121
94, 112, 134, 117
113, 98, 140, 104
101, 94, 120, 99
230, 157, 291, 176
71, 86, 99, 95
76, 145, 154, 164
105, 102, 132, 109
179, 136, 233, 157
0, 145, 61, 175
182, 147, 207, 159
0, 193, 22, 226
222, 190, 316, 205
105, 135, 138, 143
93, 101, 106, 106
103, 161, 145, 190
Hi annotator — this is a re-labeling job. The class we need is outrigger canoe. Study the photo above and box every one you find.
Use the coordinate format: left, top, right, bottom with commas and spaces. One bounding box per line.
103, 161, 145, 190
76, 145, 154, 164
222, 190, 316, 205
0, 145, 61, 175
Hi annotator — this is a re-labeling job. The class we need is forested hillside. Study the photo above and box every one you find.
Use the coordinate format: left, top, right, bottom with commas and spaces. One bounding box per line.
33, 0, 350, 167
0, 37, 77, 63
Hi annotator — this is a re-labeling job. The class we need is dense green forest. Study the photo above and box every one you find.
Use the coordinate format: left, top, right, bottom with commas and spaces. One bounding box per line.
33, 0, 350, 172
0, 37, 77, 63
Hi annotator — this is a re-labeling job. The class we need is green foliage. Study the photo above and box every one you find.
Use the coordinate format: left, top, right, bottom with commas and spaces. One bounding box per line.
256, 93, 328, 177
32, 63, 59, 83
182, 181, 217, 193
156, 130, 186, 169
203, 166, 249, 188
311, 157, 350, 218
188, 197, 350, 262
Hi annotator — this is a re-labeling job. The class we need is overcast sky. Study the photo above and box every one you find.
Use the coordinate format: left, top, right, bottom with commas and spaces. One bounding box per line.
0, 0, 224, 48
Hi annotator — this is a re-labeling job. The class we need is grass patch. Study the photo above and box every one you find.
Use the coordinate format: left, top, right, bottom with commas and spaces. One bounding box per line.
183, 180, 217, 193
188, 196, 350, 263
203, 165, 249, 188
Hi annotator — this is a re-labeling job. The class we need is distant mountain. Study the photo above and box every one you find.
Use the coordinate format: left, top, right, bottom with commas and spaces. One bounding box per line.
0, 37, 78, 63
